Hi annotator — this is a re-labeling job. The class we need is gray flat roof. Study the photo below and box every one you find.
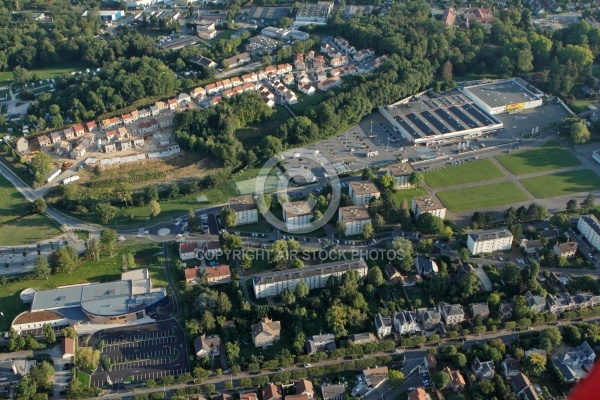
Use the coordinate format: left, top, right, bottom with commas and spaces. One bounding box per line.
464, 80, 541, 109
253, 259, 367, 285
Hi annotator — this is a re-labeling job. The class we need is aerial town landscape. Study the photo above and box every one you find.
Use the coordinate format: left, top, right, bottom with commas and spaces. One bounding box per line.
2, 0, 600, 399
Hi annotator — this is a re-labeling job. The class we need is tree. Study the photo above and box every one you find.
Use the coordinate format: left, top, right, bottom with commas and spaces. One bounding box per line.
417, 239, 434, 254
17, 375, 36, 397
295, 279, 309, 298
433, 370, 450, 389
439, 226, 453, 241
523, 353, 547, 376
76, 347, 101, 370
336, 220, 347, 236
33, 256, 51, 279
409, 171, 424, 188
441, 60, 453, 81
459, 248, 471, 263
388, 370, 405, 388
367, 266, 384, 287
51, 246, 77, 274
225, 342, 240, 365
33, 198, 47, 214
262, 136, 283, 158
363, 222, 374, 239
203, 383, 216, 394
570, 120, 590, 144
224, 380, 234, 390
282, 289, 296, 306
149, 200, 161, 217
539, 327, 562, 353
452, 353, 467, 368
566, 199, 578, 213
416, 213, 444, 234
581, 193, 595, 211
221, 206, 238, 228
95, 202, 117, 224
387, 237, 413, 273
85, 239, 101, 261
201, 310, 216, 331
100, 229, 117, 257
30, 151, 52, 184
43, 323, 56, 344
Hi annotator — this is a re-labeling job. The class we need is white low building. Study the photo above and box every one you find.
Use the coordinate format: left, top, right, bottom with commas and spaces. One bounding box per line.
338, 206, 371, 236
228, 195, 258, 225
467, 229, 513, 255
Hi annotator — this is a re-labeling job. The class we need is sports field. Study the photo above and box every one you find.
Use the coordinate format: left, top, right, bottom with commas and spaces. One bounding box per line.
521, 169, 600, 199
423, 159, 505, 188
496, 141, 580, 175
437, 181, 529, 212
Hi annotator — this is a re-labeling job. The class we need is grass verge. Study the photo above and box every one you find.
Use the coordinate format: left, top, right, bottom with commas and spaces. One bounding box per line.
76, 371, 91, 388
437, 181, 529, 212
423, 159, 505, 188
520, 169, 600, 199
495, 141, 580, 175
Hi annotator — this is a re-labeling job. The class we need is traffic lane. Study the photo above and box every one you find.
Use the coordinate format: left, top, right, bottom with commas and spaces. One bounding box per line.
207, 214, 219, 235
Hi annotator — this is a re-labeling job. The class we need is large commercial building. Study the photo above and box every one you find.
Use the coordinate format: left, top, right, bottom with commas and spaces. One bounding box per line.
12, 269, 167, 333
338, 206, 371, 236
252, 259, 368, 298
228, 195, 259, 225
460, 79, 543, 115
83, 10, 125, 22
578, 215, 600, 252
349, 181, 380, 207
467, 229, 514, 255
294, 1, 334, 27
411, 195, 446, 219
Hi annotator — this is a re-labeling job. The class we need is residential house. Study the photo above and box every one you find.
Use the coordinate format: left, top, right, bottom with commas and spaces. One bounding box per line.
251, 317, 281, 348
121, 113, 134, 125
349, 181, 380, 207
499, 302, 514, 319
521, 239, 544, 255
306, 334, 336, 354
472, 357, 495, 380
400, 274, 422, 287
294, 54, 306, 70
193, 334, 221, 357
578, 215, 600, 251
240, 394, 257, 400
184, 267, 200, 284
414, 257, 439, 277
321, 384, 345, 400
190, 55, 217, 68
299, 84, 316, 96
464, 7, 494, 24
282, 201, 313, 231
393, 311, 419, 335
70, 144, 87, 159
103, 143, 116, 153
167, 98, 178, 110
62, 338, 75, 358
553, 341, 596, 382
179, 241, 198, 260
417, 308, 442, 331
349, 333, 376, 345
228, 195, 258, 225
338, 206, 371, 236
73, 124, 85, 136
294, 379, 314, 399
501, 357, 521, 378
573, 291, 600, 308
262, 383, 283, 400
15, 138, 28, 154
130, 110, 140, 121
37, 135, 51, 147
424, 353, 437, 369
384, 263, 401, 282
444, 367, 466, 392
442, 7, 457, 26
470, 303, 490, 320
50, 131, 62, 144
224, 52, 251, 69
540, 229, 560, 240
554, 242, 578, 258
510, 372, 540, 400
411, 195, 446, 219
221, 79, 232, 90
386, 163, 414, 189
439, 302, 465, 325
467, 229, 513, 255
547, 292, 577, 314
525, 291, 547, 313
85, 121, 97, 132
210, 96, 222, 107
317, 77, 342, 91
408, 388, 428, 400
203, 265, 231, 285
190, 87, 207, 99
374, 313, 393, 338
230, 76, 242, 87
362, 366, 388, 388
202, 241, 222, 258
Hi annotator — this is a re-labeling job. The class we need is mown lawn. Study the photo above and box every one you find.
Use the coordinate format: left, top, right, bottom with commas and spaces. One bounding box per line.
521, 169, 600, 199
0, 62, 85, 82
0, 174, 31, 223
423, 159, 505, 188
496, 141, 581, 175
0, 214, 62, 246
391, 187, 428, 208
436, 181, 529, 212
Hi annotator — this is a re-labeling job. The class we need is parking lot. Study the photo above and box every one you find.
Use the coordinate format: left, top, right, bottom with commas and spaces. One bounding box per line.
88, 321, 189, 387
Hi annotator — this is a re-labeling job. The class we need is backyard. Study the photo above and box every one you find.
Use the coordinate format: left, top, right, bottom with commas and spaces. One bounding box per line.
423, 159, 505, 188
436, 182, 529, 212
520, 169, 600, 199
495, 141, 580, 175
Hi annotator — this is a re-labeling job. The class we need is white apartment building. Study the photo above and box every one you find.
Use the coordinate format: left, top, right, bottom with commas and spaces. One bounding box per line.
411, 195, 446, 219
467, 229, 514, 255
339, 206, 371, 236
349, 181, 380, 207
228, 195, 258, 225
394, 311, 419, 335
578, 215, 600, 252
283, 201, 313, 231
386, 163, 414, 189
252, 259, 368, 298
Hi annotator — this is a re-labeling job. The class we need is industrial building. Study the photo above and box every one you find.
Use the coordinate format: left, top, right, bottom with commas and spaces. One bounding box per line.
294, 1, 334, 27
460, 79, 544, 115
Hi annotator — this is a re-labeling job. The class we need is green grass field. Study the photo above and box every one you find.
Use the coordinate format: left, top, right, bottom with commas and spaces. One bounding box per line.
0, 63, 84, 83
496, 141, 581, 175
0, 214, 62, 245
423, 159, 505, 188
289, 91, 327, 115
0, 174, 31, 224
520, 169, 600, 199
391, 187, 428, 208
437, 181, 529, 211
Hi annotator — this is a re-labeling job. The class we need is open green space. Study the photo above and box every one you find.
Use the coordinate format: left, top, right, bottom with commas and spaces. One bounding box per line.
0, 62, 84, 83
0, 174, 31, 224
0, 239, 156, 331
496, 141, 581, 175
437, 181, 529, 212
133, 245, 168, 287
423, 159, 505, 188
0, 214, 62, 246
76, 370, 91, 388
236, 106, 291, 144
289, 91, 327, 115
520, 169, 600, 199
391, 187, 428, 208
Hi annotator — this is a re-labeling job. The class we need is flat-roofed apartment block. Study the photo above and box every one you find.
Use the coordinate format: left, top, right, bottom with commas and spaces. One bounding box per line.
339, 206, 371, 236
349, 181, 380, 206
252, 259, 368, 298
411, 195, 446, 219
228, 195, 258, 225
283, 201, 313, 231
467, 229, 513, 255
386, 163, 414, 189
578, 215, 600, 252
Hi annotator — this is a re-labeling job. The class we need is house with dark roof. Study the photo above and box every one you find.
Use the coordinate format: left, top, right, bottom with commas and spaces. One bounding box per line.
384, 263, 401, 282
472, 357, 495, 380
306, 333, 336, 354
470, 303, 490, 320
499, 302, 514, 320
374, 313, 393, 338
501, 357, 521, 378
414, 257, 439, 277
525, 291, 547, 313
439, 302, 465, 325
394, 311, 419, 335
194, 334, 221, 358
179, 241, 198, 260
521, 239, 544, 255
553, 341, 596, 382
417, 308, 442, 331
510, 372, 539, 400
321, 384, 345, 400
349, 333, 376, 345
554, 242, 578, 259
